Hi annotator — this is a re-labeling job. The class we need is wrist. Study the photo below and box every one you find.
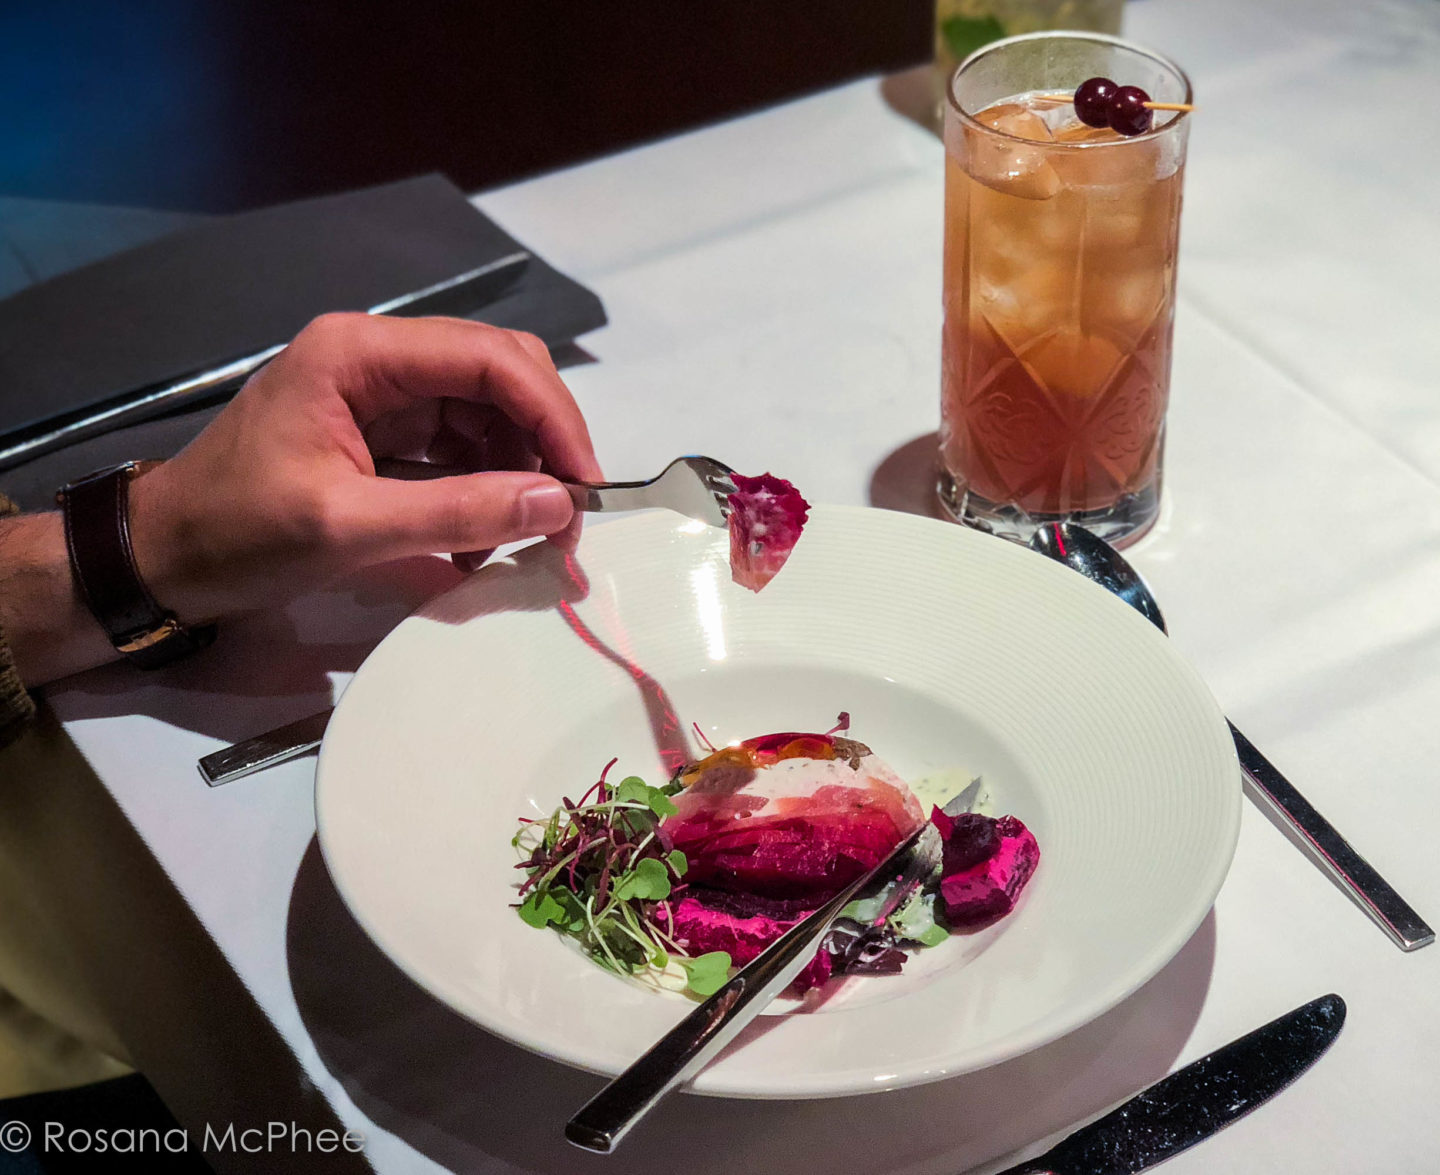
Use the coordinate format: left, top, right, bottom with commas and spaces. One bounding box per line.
125, 463, 213, 624
57, 461, 216, 670
0, 511, 115, 686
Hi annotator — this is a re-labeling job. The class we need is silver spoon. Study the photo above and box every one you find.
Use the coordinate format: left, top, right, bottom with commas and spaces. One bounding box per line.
1028, 521, 1434, 952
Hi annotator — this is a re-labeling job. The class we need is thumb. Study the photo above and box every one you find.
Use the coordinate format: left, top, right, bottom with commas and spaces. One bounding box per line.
341, 470, 575, 559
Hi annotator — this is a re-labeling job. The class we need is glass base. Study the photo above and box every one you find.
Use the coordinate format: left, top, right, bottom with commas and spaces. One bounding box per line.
936, 469, 1160, 550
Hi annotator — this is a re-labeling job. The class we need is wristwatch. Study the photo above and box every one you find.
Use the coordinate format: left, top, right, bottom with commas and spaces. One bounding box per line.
56, 461, 216, 669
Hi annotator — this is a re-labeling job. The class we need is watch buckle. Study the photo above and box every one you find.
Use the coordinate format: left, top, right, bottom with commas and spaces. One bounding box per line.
117, 618, 184, 655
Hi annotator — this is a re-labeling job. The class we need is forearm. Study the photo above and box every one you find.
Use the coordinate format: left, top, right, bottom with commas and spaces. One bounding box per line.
0, 316, 600, 690
0, 511, 117, 687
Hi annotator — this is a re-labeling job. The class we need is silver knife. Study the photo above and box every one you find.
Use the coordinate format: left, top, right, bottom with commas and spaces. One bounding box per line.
0, 251, 531, 472
994, 993, 1346, 1175
198, 708, 332, 787
1227, 723, 1432, 951
565, 825, 928, 1153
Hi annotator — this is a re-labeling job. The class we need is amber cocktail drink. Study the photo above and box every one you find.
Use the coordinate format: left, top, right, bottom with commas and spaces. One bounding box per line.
939, 33, 1190, 546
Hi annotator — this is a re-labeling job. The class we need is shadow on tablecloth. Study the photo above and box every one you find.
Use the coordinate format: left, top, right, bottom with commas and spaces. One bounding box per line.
869, 432, 949, 522
878, 65, 943, 139
47, 482, 602, 749
286, 837, 1215, 1175
47, 554, 466, 745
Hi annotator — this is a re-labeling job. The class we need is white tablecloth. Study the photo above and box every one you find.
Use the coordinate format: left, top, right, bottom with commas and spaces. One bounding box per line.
39, 0, 1440, 1170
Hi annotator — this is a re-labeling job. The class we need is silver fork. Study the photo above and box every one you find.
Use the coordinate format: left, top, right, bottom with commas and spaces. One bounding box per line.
563, 455, 736, 528
199, 456, 739, 786
375, 455, 737, 528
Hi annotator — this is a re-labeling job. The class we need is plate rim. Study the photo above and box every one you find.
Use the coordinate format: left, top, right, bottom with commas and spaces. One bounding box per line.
315, 506, 1242, 1098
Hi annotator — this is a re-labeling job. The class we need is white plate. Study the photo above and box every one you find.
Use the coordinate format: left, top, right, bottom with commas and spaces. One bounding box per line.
315, 506, 1240, 1098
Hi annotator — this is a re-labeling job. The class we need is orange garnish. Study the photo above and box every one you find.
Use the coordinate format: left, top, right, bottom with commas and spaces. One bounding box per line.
678, 745, 754, 788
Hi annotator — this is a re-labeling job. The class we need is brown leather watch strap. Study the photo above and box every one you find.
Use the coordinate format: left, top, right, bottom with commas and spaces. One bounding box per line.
58, 462, 216, 669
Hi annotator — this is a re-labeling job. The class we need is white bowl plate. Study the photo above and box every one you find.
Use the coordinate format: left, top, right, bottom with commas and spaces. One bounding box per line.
315, 506, 1240, 1098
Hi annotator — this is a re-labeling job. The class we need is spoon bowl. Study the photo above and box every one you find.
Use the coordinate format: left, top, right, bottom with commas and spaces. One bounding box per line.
1028, 522, 1167, 632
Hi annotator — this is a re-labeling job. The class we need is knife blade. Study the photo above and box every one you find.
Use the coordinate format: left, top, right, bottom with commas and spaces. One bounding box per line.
0, 250, 531, 472
995, 993, 1346, 1175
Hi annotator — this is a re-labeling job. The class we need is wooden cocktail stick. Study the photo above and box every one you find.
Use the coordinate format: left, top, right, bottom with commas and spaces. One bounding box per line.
1032, 91, 1195, 112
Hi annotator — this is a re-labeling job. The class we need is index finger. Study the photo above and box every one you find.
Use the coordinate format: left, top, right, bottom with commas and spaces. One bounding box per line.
285, 313, 602, 483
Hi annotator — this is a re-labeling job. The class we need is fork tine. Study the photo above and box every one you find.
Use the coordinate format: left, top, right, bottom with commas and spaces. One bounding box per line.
690, 458, 734, 527
690, 459, 737, 513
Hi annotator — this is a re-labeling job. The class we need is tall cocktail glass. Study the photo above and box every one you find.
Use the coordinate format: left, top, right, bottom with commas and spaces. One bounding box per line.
938, 32, 1191, 547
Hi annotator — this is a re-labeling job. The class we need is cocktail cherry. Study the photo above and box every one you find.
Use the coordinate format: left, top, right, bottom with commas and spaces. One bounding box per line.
1071, 76, 1192, 137
1108, 86, 1154, 136
1073, 77, 1119, 128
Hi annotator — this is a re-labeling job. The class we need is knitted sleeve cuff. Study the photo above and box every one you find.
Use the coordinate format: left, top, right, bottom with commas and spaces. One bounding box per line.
0, 492, 39, 750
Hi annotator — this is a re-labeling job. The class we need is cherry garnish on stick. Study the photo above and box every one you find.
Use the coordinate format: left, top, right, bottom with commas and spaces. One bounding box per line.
1046, 76, 1196, 137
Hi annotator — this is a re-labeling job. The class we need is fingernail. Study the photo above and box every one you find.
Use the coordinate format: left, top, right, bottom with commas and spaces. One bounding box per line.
519, 483, 573, 534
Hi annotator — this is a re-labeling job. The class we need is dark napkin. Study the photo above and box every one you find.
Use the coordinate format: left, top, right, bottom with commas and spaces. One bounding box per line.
0, 174, 605, 509
0, 197, 204, 301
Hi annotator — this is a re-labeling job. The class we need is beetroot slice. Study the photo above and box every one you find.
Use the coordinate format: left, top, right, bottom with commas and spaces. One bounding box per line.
726, 473, 810, 592
670, 892, 831, 994
665, 807, 912, 901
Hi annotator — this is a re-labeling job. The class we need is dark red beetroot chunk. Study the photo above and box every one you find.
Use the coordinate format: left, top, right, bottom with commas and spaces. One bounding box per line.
930, 809, 1001, 872
670, 892, 831, 993
931, 810, 1040, 927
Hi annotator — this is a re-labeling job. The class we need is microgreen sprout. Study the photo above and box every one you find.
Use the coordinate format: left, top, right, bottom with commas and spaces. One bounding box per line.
513, 763, 731, 997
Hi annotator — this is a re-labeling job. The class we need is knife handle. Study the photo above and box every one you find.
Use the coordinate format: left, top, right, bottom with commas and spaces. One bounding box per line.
565, 889, 854, 1153
197, 708, 332, 786
1230, 722, 1433, 951
991, 994, 1345, 1175
565, 826, 925, 1153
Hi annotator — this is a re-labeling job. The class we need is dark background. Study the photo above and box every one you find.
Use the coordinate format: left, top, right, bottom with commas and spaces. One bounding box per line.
2, 0, 932, 212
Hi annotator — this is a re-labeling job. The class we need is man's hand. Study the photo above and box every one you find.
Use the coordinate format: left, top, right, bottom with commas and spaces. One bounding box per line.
0, 314, 601, 685
129, 313, 602, 621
